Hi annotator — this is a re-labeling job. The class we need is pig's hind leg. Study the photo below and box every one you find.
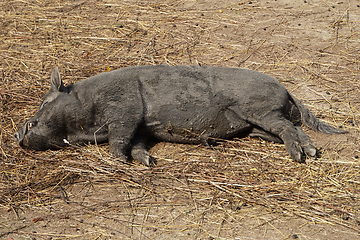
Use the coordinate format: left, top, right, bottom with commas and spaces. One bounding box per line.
249, 128, 282, 143
260, 114, 305, 162
229, 105, 307, 162
249, 126, 317, 158
295, 126, 317, 157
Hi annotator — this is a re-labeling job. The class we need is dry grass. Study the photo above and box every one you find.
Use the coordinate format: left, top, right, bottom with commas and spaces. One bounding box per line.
1, 0, 360, 239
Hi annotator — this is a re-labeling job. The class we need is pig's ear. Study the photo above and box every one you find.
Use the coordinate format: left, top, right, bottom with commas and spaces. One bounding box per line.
50, 67, 66, 92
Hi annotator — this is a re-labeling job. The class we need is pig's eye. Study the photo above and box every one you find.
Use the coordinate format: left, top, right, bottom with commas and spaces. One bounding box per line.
27, 121, 37, 130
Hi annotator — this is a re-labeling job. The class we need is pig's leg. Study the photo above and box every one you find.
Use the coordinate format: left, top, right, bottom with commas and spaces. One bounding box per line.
107, 112, 144, 162
249, 128, 282, 143
105, 86, 145, 162
108, 122, 135, 161
295, 126, 317, 157
230, 106, 305, 162
257, 113, 304, 162
130, 136, 155, 166
249, 127, 316, 157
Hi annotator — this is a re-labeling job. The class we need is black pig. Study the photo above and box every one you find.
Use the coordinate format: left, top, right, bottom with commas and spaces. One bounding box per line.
14, 65, 346, 166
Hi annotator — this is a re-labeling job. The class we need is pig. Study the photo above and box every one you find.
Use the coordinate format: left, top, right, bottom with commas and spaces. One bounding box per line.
14, 65, 347, 166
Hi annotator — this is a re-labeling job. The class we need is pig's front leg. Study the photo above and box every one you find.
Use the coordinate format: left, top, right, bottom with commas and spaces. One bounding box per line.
130, 136, 155, 166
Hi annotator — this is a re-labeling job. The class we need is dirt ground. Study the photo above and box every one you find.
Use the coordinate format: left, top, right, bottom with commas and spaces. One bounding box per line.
1, 0, 360, 239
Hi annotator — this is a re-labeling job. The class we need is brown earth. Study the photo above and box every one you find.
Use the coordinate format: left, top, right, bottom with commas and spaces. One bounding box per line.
1, 0, 360, 239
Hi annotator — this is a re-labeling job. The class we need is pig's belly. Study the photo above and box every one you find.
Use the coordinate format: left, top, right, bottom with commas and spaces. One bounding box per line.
143, 106, 252, 143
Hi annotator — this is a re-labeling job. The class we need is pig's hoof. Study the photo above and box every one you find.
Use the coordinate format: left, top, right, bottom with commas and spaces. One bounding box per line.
131, 148, 156, 166
287, 141, 304, 163
303, 144, 317, 157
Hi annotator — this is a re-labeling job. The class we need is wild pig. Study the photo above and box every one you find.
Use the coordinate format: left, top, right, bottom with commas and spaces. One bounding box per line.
14, 65, 346, 166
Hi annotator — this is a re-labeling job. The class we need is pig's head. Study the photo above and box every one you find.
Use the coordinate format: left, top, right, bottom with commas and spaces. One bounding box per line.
14, 67, 69, 150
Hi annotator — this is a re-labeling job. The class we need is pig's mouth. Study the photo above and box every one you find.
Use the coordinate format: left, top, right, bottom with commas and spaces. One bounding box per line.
13, 122, 48, 150
14, 122, 68, 151
14, 122, 28, 147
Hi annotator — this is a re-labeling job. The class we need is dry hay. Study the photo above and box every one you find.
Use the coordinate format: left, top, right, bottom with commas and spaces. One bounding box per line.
1, 0, 360, 239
